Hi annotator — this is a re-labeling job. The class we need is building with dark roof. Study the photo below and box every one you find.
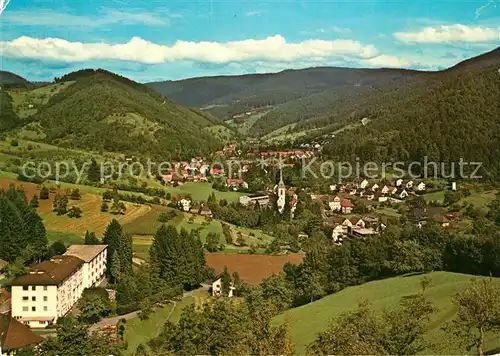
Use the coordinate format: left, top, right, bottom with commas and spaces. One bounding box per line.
10, 248, 106, 329
0, 314, 43, 353
64, 245, 107, 289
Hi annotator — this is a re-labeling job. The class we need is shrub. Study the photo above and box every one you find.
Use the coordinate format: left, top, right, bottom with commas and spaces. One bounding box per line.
67, 206, 83, 218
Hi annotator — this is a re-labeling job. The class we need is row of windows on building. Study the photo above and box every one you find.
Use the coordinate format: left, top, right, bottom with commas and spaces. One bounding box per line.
21, 306, 49, 312
22, 286, 49, 291
22, 296, 49, 302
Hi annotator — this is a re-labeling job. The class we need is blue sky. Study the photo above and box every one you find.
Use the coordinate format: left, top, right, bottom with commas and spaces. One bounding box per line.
0, 0, 499, 82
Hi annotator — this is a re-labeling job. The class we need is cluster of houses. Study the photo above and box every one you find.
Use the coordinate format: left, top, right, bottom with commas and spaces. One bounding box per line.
327, 179, 426, 205
0, 245, 109, 354
250, 149, 315, 160
327, 215, 388, 244
160, 159, 210, 184
177, 198, 214, 218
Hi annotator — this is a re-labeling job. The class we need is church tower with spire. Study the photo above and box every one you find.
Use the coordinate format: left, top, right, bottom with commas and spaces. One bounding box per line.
277, 166, 286, 214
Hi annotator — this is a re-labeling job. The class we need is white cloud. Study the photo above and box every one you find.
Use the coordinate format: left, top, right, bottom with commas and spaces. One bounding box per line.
300, 26, 351, 35
2, 7, 173, 27
474, 0, 498, 20
394, 24, 500, 43
245, 11, 261, 17
0, 35, 378, 65
362, 55, 412, 68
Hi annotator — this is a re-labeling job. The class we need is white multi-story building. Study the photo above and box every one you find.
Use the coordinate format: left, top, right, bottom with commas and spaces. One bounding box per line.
11, 245, 107, 329
64, 245, 107, 289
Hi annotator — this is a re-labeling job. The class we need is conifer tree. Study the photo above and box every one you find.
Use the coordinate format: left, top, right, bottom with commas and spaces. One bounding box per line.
39, 187, 50, 200
88, 159, 101, 183
150, 225, 209, 290
119, 232, 133, 276
110, 251, 122, 283
103, 219, 123, 282
150, 225, 181, 287
84, 231, 100, 245
29, 195, 39, 208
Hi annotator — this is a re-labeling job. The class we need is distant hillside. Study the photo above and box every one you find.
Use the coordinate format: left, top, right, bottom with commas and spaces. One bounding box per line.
273, 272, 500, 355
318, 56, 500, 178
18, 69, 221, 159
147, 47, 499, 136
0, 70, 31, 87
147, 67, 423, 134
0, 91, 19, 133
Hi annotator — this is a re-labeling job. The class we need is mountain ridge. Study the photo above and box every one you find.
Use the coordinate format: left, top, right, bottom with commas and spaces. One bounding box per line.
5, 69, 222, 159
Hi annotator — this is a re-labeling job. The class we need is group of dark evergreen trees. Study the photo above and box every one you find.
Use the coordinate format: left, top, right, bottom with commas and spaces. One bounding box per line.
103, 219, 133, 284
149, 225, 213, 290
0, 186, 48, 263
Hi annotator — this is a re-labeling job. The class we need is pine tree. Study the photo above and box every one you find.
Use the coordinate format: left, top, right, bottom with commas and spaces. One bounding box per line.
119, 232, 133, 276
0, 189, 47, 262
84, 231, 100, 245
88, 159, 101, 182
150, 225, 182, 287
39, 187, 50, 200
29, 195, 39, 208
110, 251, 122, 283
53, 194, 68, 215
103, 219, 123, 282
22, 208, 48, 261
221, 266, 232, 296
0, 194, 24, 261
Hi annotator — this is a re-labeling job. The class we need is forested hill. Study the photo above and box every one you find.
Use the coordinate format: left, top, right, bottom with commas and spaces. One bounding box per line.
146, 47, 499, 136
147, 67, 423, 121
0, 70, 31, 87
19, 69, 222, 159
320, 59, 500, 179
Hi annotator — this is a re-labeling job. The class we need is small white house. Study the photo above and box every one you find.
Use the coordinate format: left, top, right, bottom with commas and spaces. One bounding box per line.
452, 182, 457, 191
360, 179, 369, 189
381, 185, 390, 194
329, 196, 341, 211
405, 180, 414, 189
398, 189, 409, 199
416, 182, 426, 191
395, 178, 403, 187
331, 225, 345, 244
329, 184, 337, 191
371, 183, 379, 192
179, 198, 191, 212
212, 277, 235, 298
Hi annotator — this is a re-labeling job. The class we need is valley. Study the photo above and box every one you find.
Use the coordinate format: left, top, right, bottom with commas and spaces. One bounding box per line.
0, 45, 499, 355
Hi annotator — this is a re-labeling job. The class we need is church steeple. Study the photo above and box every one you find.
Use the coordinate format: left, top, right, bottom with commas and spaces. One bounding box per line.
277, 156, 286, 213
278, 166, 285, 188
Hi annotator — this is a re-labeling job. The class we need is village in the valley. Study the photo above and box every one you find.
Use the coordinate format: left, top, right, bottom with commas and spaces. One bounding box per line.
158, 142, 466, 250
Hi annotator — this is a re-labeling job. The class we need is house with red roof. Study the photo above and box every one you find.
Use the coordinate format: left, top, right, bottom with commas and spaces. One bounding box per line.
340, 199, 353, 214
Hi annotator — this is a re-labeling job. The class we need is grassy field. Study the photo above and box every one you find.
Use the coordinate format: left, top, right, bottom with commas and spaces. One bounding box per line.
204, 125, 236, 143
423, 188, 497, 208
461, 189, 497, 208
124, 291, 206, 355
9, 82, 75, 118
225, 111, 268, 135
164, 182, 242, 203
47, 231, 84, 246
377, 207, 401, 218
129, 213, 275, 260
122, 205, 183, 235
422, 190, 446, 202
39, 193, 151, 236
272, 272, 500, 355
